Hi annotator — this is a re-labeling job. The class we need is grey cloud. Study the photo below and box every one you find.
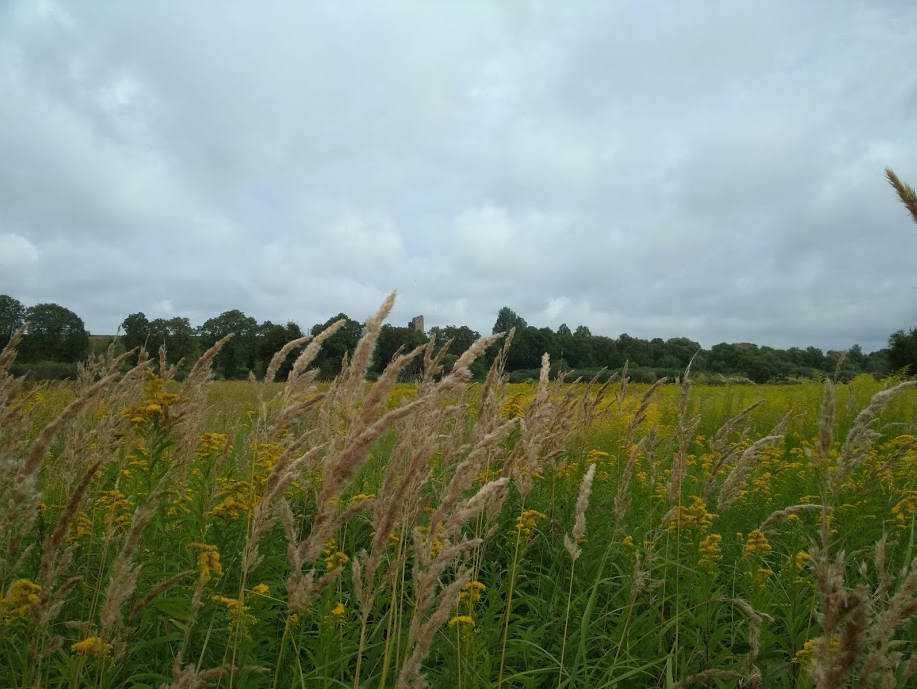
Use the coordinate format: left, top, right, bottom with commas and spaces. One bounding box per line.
1, 1, 916, 352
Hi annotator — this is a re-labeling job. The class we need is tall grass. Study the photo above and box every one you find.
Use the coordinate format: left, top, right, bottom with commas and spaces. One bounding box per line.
0, 298, 916, 689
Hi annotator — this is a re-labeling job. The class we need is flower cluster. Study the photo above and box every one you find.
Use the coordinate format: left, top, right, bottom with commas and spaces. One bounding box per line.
515, 509, 546, 539
1, 579, 42, 621
669, 496, 717, 532
197, 432, 229, 457
891, 491, 917, 529
193, 543, 223, 583
697, 533, 722, 569
122, 376, 182, 428
71, 635, 110, 656
743, 530, 772, 558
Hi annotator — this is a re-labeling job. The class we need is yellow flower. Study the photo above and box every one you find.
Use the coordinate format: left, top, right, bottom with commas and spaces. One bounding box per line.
192, 543, 222, 583
515, 509, 546, 539
329, 602, 347, 622
669, 496, 717, 532
197, 432, 228, 456
459, 580, 486, 605
324, 550, 350, 571
251, 583, 270, 596
349, 493, 375, 505
448, 614, 475, 628
1, 579, 42, 619
71, 636, 110, 656
743, 530, 772, 558
793, 551, 811, 571
698, 533, 722, 569
212, 595, 253, 625
622, 535, 634, 547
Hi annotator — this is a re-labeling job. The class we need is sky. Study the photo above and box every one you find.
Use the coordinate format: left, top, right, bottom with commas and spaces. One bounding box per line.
1, 1, 916, 352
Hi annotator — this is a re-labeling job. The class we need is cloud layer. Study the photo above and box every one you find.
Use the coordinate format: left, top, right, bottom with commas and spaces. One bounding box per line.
2, 1, 916, 350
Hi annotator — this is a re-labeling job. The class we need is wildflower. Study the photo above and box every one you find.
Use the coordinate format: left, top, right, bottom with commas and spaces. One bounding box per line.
197, 432, 228, 457
324, 551, 350, 571
515, 509, 546, 539
669, 496, 717, 532
251, 583, 270, 596
448, 615, 475, 629
743, 530, 772, 558
329, 602, 347, 622
622, 535, 634, 547
349, 493, 375, 505
698, 533, 722, 569
755, 567, 774, 586
212, 595, 253, 625
587, 448, 610, 463
192, 543, 223, 583
793, 551, 811, 571
459, 581, 486, 605
71, 636, 110, 656
501, 393, 527, 419
1, 579, 42, 619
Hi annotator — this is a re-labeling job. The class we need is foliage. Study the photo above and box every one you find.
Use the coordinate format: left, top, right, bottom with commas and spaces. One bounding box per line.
19, 302, 89, 363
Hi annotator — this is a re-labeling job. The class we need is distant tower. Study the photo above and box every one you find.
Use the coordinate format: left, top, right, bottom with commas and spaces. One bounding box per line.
408, 315, 425, 333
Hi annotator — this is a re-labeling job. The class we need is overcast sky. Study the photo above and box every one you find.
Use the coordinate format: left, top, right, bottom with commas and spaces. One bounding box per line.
2, 1, 916, 351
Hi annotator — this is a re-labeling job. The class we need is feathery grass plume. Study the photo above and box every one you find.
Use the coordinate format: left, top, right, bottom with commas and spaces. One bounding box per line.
860, 557, 917, 685
616, 360, 629, 408
717, 434, 784, 510
886, 167, 917, 225
358, 343, 426, 425
558, 463, 596, 687
564, 462, 596, 562
702, 399, 766, 500
724, 597, 774, 685
757, 503, 826, 532
264, 334, 310, 383
668, 359, 699, 507
818, 377, 836, 458
129, 570, 194, 621
345, 291, 396, 390
830, 381, 915, 492
287, 318, 346, 389
186, 334, 232, 390
808, 547, 870, 689
0, 327, 24, 376
38, 458, 103, 586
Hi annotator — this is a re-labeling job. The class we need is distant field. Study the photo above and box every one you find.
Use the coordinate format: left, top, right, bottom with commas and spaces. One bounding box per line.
1, 322, 916, 689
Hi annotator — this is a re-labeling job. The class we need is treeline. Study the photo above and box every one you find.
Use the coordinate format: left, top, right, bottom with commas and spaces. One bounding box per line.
2, 294, 916, 383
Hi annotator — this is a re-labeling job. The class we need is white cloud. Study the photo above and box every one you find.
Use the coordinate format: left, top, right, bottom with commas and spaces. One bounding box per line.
0, 1, 916, 350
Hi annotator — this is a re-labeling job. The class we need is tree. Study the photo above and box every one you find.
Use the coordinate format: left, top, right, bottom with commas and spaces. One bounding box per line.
120, 312, 150, 361
374, 325, 428, 374
21, 303, 89, 362
257, 321, 304, 380
888, 329, 917, 374
199, 310, 258, 379
311, 314, 362, 377
493, 307, 527, 335
149, 317, 197, 368
428, 325, 480, 357
0, 295, 26, 348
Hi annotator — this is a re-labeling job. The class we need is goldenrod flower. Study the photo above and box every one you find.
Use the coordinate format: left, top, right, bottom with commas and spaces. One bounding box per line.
743, 530, 772, 557
324, 551, 350, 571
329, 602, 347, 622
459, 580, 486, 605
515, 509, 546, 539
1, 579, 42, 619
448, 615, 475, 628
793, 551, 811, 571
698, 533, 722, 569
192, 543, 222, 583
71, 636, 110, 656
251, 583, 270, 596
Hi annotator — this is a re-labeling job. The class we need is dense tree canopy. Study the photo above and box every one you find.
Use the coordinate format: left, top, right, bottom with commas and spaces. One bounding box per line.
200, 310, 259, 379
0, 295, 26, 348
20, 303, 89, 363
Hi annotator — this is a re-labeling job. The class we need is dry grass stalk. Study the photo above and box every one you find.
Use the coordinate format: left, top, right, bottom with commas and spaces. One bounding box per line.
757, 503, 826, 532
717, 434, 784, 510
667, 361, 699, 507
564, 462, 596, 561
831, 381, 915, 492
886, 167, 917, 225
264, 334, 310, 383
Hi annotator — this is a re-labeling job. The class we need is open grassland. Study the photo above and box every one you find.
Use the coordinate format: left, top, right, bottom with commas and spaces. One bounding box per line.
1, 299, 917, 689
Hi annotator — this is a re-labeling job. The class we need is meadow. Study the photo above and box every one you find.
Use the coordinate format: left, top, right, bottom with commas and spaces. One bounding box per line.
1, 295, 916, 689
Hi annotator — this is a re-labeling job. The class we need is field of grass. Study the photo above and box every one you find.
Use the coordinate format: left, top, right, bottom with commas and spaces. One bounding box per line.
1, 302, 916, 689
